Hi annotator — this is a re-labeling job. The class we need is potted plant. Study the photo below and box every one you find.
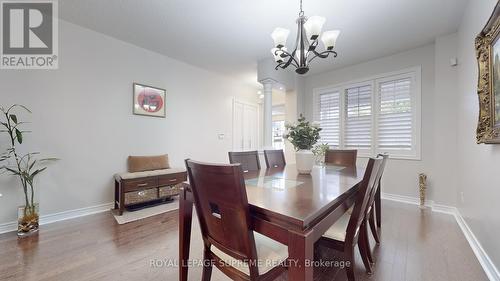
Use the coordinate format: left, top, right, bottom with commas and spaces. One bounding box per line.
284, 115, 322, 174
312, 143, 330, 166
0, 105, 56, 237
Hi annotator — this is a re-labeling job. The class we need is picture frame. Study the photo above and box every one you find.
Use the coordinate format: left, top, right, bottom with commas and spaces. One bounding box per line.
133, 83, 166, 118
475, 1, 500, 143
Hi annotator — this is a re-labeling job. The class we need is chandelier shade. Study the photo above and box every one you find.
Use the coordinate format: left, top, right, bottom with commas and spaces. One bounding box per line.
270, 0, 340, 75
271, 28, 290, 48
321, 30, 340, 49
304, 16, 325, 40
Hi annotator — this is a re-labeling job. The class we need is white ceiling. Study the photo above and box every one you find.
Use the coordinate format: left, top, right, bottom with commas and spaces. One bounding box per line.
59, 0, 468, 82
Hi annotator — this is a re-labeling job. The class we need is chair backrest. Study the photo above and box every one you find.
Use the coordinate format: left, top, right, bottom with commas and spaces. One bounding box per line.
325, 149, 357, 167
264, 149, 286, 168
366, 154, 389, 211
184, 159, 258, 267
345, 156, 383, 245
228, 151, 260, 172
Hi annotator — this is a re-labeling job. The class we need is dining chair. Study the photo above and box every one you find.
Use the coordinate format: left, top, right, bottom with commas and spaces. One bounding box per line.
184, 159, 288, 281
318, 156, 383, 281
228, 151, 261, 173
325, 149, 358, 167
366, 154, 389, 246
263, 149, 286, 168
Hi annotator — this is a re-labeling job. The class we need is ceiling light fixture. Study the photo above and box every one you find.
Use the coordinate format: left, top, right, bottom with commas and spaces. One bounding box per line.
271, 0, 340, 75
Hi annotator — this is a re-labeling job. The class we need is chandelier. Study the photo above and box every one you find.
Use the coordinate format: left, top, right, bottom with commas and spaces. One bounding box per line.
271, 0, 340, 75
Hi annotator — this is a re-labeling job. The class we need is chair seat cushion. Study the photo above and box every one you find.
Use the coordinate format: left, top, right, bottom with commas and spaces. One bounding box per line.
322, 206, 354, 241
211, 232, 288, 275
115, 167, 185, 180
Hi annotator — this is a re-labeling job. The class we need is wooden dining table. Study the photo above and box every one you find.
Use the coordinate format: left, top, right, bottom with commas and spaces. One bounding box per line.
178, 163, 381, 281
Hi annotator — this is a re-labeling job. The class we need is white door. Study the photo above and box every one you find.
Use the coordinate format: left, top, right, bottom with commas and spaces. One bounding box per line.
233, 100, 258, 151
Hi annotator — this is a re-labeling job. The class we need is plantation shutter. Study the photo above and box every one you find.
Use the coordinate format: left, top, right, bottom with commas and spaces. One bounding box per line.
377, 77, 413, 151
315, 91, 340, 147
344, 85, 372, 149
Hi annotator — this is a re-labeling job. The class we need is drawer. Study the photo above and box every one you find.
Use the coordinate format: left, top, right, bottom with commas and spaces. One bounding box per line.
124, 188, 158, 205
159, 184, 181, 198
158, 172, 186, 187
122, 178, 158, 192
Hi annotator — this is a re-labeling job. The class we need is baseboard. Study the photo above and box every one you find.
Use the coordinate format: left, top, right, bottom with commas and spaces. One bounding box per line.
454, 210, 500, 281
381, 192, 434, 208
0, 221, 17, 235
383, 192, 500, 281
0, 202, 114, 235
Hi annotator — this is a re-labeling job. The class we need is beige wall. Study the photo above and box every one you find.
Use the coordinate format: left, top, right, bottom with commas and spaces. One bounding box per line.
456, 0, 500, 271
0, 20, 257, 225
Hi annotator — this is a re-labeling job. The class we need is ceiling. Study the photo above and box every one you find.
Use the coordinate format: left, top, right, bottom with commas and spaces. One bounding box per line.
59, 0, 468, 83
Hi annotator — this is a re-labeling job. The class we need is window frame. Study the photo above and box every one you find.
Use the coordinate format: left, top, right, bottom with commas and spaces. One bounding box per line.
313, 66, 421, 160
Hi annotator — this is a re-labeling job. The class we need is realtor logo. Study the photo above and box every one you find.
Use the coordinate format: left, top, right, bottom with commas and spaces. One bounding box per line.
1, 0, 58, 69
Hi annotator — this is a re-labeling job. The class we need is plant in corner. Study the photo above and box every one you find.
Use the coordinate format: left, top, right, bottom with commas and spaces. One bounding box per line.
0, 105, 57, 237
284, 114, 322, 174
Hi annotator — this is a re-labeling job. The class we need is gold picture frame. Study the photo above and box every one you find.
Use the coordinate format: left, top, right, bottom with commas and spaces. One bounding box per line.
476, 2, 500, 143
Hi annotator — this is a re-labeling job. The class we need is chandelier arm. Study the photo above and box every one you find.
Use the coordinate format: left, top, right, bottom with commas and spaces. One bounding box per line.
279, 49, 300, 68
308, 50, 337, 64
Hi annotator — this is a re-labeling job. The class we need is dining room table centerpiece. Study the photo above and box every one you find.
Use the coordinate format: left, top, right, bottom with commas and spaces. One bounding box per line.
284, 114, 322, 174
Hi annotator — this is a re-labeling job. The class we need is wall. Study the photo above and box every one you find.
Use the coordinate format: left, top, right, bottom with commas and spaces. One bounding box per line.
433, 33, 459, 206
456, 0, 500, 271
0, 20, 257, 225
302, 43, 460, 206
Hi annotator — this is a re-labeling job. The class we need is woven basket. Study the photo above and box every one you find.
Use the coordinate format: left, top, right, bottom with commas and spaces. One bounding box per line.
159, 184, 181, 198
125, 188, 158, 205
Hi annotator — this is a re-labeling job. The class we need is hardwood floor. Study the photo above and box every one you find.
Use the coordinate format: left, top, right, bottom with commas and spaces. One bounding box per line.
0, 200, 488, 281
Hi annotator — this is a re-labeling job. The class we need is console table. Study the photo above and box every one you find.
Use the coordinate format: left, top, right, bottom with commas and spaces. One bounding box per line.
114, 168, 187, 215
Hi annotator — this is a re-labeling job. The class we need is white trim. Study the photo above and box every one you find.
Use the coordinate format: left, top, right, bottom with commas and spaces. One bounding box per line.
382, 193, 500, 281
381, 192, 434, 208
454, 211, 500, 281
0, 221, 17, 234
0, 202, 114, 235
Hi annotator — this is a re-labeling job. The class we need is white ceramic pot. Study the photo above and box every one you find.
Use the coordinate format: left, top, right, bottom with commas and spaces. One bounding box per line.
295, 150, 315, 174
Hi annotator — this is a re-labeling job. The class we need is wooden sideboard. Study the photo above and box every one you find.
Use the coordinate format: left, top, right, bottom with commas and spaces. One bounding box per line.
114, 170, 187, 215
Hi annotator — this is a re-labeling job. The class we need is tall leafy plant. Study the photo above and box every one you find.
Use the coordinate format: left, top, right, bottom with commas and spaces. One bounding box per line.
284, 114, 322, 150
0, 105, 55, 218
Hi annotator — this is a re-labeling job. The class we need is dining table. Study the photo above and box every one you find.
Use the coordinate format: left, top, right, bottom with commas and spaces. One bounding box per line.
178, 163, 381, 281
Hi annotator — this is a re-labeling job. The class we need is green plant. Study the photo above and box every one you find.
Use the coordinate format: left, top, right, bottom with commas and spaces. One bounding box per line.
0, 105, 56, 219
312, 143, 330, 157
284, 114, 322, 151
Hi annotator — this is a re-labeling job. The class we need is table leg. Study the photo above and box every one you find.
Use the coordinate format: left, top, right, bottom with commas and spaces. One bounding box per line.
287, 229, 314, 281
179, 186, 193, 281
375, 181, 381, 227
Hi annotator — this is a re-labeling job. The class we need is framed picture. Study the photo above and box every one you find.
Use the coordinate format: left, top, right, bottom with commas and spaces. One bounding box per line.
476, 1, 500, 143
133, 83, 166, 118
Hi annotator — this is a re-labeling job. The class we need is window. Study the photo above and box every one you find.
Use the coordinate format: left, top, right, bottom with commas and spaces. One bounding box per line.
345, 84, 372, 151
313, 67, 421, 160
377, 77, 412, 151
272, 120, 285, 149
314, 91, 340, 147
